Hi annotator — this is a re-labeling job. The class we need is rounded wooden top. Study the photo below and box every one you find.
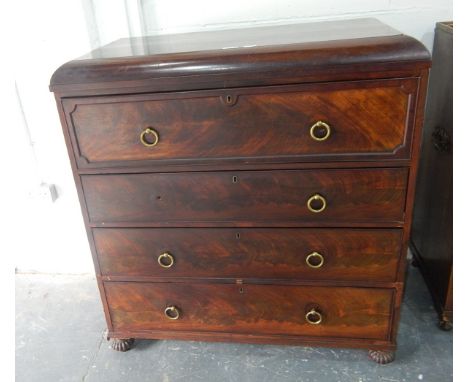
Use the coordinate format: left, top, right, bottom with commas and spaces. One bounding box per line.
50, 18, 430, 95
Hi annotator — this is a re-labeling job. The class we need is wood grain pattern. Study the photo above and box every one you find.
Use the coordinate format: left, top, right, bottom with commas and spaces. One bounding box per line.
82, 168, 408, 224
66, 79, 414, 167
49, 19, 431, 357
94, 228, 402, 282
105, 282, 393, 340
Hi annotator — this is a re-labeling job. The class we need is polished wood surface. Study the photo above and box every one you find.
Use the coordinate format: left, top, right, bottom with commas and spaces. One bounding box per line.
75, 18, 402, 59
105, 282, 393, 340
65, 79, 415, 167
410, 21, 452, 328
50, 19, 429, 96
82, 168, 408, 224
50, 19, 430, 359
94, 228, 402, 282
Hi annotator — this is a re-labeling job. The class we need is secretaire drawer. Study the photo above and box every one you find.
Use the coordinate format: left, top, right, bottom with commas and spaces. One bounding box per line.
105, 282, 393, 340
95, 228, 402, 282
82, 168, 408, 224
64, 79, 416, 168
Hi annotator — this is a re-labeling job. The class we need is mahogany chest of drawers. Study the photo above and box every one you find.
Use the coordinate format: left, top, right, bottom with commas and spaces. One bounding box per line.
50, 18, 430, 364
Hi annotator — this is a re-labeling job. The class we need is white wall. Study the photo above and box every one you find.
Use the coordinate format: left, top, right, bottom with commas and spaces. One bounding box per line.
8, 1, 95, 274
9, 0, 452, 274
139, 0, 451, 50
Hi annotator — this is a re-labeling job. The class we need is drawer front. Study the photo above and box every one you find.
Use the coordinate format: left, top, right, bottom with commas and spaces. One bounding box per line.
95, 228, 402, 282
105, 282, 393, 340
82, 168, 408, 224
66, 79, 415, 167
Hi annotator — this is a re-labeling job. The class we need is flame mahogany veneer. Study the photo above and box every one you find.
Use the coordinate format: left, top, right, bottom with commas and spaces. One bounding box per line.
50, 18, 430, 363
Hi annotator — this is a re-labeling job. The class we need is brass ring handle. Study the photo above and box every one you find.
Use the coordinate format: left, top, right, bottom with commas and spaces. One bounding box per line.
157, 252, 174, 268
307, 194, 327, 213
306, 252, 324, 268
140, 127, 159, 147
310, 121, 331, 141
164, 306, 180, 320
305, 309, 323, 325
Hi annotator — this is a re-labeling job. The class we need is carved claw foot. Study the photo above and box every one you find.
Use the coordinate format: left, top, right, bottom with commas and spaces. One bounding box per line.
111, 338, 135, 352
438, 319, 453, 331
368, 350, 395, 364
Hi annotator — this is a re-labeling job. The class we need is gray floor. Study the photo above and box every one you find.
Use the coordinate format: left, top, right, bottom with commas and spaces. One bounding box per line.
16, 264, 452, 382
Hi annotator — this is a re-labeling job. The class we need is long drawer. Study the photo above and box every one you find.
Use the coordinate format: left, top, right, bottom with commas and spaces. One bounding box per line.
65, 79, 415, 167
82, 168, 408, 224
105, 282, 393, 340
95, 228, 402, 282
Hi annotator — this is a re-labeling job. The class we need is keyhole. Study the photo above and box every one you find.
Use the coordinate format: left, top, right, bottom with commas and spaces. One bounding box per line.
232, 176, 238, 183
239, 287, 244, 294
226, 95, 232, 104
236, 233, 241, 239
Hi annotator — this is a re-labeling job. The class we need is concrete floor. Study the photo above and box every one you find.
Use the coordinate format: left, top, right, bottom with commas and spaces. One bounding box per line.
16, 264, 452, 382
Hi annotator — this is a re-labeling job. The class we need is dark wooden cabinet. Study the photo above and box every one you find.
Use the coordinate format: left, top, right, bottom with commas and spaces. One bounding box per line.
50, 18, 430, 364
410, 21, 453, 330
